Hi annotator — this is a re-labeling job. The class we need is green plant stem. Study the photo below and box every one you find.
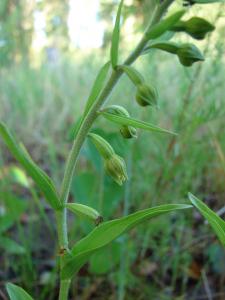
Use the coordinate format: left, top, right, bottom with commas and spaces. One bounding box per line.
58, 280, 71, 300
57, 1, 174, 299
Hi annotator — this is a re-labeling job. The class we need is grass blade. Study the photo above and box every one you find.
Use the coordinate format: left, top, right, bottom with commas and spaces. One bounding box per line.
0, 122, 61, 210
100, 112, 177, 135
61, 204, 192, 279
188, 193, 225, 246
6, 283, 34, 300
111, 0, 124, 68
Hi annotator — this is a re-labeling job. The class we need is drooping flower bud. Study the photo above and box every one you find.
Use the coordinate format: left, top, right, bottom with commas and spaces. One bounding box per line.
88, 132, 128, 185
172, 17, 215, 40
104, 153, 128, 186
120, 126, 137, 139
185, 17, 215, 40
177, 43, 204, 67
136, 83, 158, 107
88, 133, 114, 160
103, 105, 137, 139
66, 203, 103, 225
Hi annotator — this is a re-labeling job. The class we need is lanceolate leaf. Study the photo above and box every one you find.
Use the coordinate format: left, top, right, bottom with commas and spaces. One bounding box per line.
0, 122, 61, 210
6, 283, 34, 300
188, 193, 225, 247
100, 112, 177, 135
111, 0, 124, 68
61, 204, 192, 279
84, 61, 111, 116
147, 10, 185, 40
73, 62, 111, 138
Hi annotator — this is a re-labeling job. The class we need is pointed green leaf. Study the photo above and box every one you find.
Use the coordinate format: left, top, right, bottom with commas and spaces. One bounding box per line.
6, 283, 34, 300
0, 122, 61, 210
73, 61, 111, 139
84, 61, 111, 116
147, 10, 185, 40
111, 0, 124, 68
119, 65, 145, 86
61, 204, 192, 279
100, 112, 177, 135
66, 203, 102, 224
188, 193, 225, 247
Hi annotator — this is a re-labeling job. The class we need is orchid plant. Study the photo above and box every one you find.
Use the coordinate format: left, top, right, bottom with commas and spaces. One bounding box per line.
1, 0, 224, 299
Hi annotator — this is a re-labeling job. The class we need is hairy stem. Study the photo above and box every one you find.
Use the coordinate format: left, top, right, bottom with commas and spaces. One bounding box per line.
57, 1, 174, 299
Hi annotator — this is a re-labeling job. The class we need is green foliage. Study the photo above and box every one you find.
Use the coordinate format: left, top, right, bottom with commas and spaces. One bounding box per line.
1, 0, 223, 299
84, 61, 111, 117
102, 105, 137, 139
61, 204, 192, 279
100, 112, 177, 135
111, 0, 124, 68
0, 123, 61, 210
6, 283, 34, 300
188, 193, 225, 246
147, 10, 185, 40
0, 193, 27, 255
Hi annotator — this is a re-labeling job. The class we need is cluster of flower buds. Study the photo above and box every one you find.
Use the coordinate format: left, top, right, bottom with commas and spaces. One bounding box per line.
172, 17, 215, 40
102, 105, 137, 139
119, 65, 158, 108
88, 133, 128, 185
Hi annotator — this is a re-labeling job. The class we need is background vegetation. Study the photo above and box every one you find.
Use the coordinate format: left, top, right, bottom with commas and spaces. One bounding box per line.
0, 0, 225, 299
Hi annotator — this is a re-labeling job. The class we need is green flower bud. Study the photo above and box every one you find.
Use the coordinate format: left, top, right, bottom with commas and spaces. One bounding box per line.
88, 133, 114, 160
88, 132, 128, 185
66, 203, 103, 225
136, 83, 158, 107
104, 154, 128, 185
103, 105, 137, 139
177, 43, 204, 67
120, 126, 137, 139
185, 17, 215, 40
104, 105, 129, 117
173, 17, 215, 40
